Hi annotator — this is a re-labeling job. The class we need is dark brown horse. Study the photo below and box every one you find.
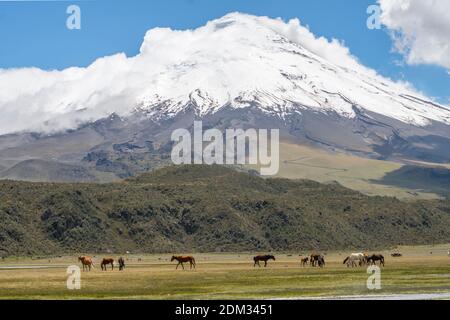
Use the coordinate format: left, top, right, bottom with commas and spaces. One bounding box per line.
253, 255, 276, 267
300, 257, 309, 266
118, 257, 125, 271
367, 254, 385, 266
310, 254, 325, 267
100, 258, 115, 271
171, 255, 196, 270
78, 256, 94, 271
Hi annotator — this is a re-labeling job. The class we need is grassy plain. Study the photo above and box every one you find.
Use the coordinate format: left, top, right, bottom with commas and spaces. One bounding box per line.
0, 244, 449, 299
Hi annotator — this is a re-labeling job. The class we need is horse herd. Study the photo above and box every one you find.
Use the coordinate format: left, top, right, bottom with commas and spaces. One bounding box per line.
78, 252, 385, 271
342, 252, 385, 267
78, 256, 125, 271
77, 255, 197, 271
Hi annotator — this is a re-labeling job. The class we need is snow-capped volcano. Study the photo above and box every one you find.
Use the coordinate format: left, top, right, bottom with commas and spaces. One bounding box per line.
1, 12, 449, 136
1, 12, 450, 184
135, 13, 450, 127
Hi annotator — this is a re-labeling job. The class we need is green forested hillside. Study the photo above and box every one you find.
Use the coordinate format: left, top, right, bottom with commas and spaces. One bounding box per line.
1, 165, 449, 256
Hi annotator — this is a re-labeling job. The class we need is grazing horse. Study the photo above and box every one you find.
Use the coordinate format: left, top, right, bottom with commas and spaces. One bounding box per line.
300, 257, 309, 267
253, 255, 276, 267
100, 258, 115, 271
118, 257, 125, 271
343, 253, 366, 267
78, 256, 94, 271
310, 254, 325, 267
171, 255, 196, 270
367, 254, 385, 267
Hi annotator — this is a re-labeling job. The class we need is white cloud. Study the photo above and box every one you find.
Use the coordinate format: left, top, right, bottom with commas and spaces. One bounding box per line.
253, 16, 367, 74
379, 0, 450, 71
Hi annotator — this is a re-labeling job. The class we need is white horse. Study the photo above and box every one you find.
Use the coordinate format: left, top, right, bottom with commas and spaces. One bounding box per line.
343, 253, 366, 267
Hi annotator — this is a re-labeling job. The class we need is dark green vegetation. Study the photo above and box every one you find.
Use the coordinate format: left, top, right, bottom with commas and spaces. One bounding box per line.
1, 165, 450, 256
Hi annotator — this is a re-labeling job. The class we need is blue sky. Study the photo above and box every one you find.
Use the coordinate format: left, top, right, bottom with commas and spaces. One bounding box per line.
0, 0, 449, 103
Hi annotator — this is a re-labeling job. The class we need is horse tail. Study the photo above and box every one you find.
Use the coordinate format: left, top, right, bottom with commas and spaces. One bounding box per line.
343, 256, 349, 264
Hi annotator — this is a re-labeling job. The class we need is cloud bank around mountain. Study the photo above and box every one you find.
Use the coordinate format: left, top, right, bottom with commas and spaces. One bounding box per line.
0, 12, 446, 135
379, 0, 450, 72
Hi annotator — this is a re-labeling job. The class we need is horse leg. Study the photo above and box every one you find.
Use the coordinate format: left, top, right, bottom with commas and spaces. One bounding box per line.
264, 261, 267, 267
176, 262, 179, 269
181, 262, 185, 270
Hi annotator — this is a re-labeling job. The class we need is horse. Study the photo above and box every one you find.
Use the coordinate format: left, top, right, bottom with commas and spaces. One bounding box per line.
171, 255, 196, 270
253, 255, 276, 267
300, 257, 309, 267
78, 256, 94, 271
367, 254, 385, 266
343, 253, 366, 267
310, 254, 325, 267
391, 253, 402, 257
100, 258, 115, 271
118, 257, 125, 271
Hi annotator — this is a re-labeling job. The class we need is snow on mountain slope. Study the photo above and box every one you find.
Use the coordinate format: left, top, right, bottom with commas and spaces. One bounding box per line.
0, 12, 449, 135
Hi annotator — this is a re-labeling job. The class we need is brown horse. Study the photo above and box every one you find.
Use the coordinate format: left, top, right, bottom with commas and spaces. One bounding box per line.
171, 255, 196, 270
310, 254, 325, 267
300, 257, 309, 266
367, 254, 385, 266
78, 256, 94, 271
118, 257, 125, 271
253, 255, 276, 267
100, 258, 115, 271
